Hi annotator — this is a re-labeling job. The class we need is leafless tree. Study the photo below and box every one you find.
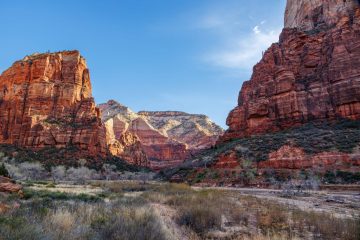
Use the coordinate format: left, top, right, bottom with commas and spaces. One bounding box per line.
51, 166, 66, 183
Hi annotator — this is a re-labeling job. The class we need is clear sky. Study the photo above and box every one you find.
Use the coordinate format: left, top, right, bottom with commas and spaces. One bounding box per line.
0, 0, 286, 128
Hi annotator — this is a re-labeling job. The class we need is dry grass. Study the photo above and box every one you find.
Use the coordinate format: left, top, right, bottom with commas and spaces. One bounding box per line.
0, 197, 167, 240
138, 183, 360, 239
1, 182, 359, 240
46, 209, 76, 234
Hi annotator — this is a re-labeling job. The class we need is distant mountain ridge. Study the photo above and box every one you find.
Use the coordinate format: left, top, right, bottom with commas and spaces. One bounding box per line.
98, 100, 223, 170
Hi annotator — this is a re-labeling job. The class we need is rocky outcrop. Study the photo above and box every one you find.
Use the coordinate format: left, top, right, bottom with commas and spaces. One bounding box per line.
222, 0, 360, 141
99, 100, 223, 169
258, 145, 360, 170
0, 176, 22, 195
0, 51, 107, 156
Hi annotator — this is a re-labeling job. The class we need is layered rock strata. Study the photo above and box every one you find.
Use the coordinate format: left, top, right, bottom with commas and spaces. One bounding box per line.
222, 0, 360, 141
163, 1, 360, 184
0, 51, 107, 156
99, 100, 223, 169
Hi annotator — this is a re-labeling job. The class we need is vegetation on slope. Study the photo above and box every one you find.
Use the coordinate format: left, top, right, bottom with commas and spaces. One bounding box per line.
159, 120, 360, 184
0, 144, 143, 172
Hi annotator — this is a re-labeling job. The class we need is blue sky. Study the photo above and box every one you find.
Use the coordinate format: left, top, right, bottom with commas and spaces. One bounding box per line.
0, 0, 286, 128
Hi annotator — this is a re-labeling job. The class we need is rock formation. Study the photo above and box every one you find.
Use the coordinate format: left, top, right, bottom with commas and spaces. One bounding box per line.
99, 100, 223, 169
285, 0, 358, 31
163, 0, 360, 184
0, 51, 107, 156
222, 0, 360, 141
219, 0, 360, 173
258, 145, 360, 170
0, 176, 22, 195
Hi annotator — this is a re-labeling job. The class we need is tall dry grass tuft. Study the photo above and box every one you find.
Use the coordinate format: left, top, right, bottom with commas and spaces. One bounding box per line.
46, 209, 76, 233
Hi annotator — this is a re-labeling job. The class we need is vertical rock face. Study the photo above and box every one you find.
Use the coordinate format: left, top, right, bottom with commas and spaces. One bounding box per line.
0, 51, 107, 156
285, 0, 358, 31
222, 0, 360, 141
99, 100, 223, 169
163, 1, 360, 184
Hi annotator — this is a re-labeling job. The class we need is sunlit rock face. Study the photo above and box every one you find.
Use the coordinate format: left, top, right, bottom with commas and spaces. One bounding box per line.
0, 51, 107, 156
99, 100, 223, 170
221, 0, 360, 142
200, 0, 360, 177
285, 0, 358, 31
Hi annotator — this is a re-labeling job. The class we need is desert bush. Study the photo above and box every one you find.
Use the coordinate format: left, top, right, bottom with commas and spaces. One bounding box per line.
51, 165, 66, 183
238, 159, 257, 185
256, 204, 289, 235
91, 205, 166, 240
336, 171, 360, 184
178, 204, 222, 234
291, 209, 360, 240
323, 170, 360, 184
154, 183, 192, 196
23, 189, 101, 202
95, 180, 152, 193
0, 195, 167, 240
5, 161, 47, 180
163, 189, 224, 234
0, 162, 10, 177
66, 166, 100, 183
0, 215, 42, 240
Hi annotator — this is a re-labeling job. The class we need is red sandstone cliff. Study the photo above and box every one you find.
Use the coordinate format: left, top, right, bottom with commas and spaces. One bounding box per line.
99, 100, 223, 170
217, 0, 360, 174
0, 51, 107, 156
163, 1, 360, 184
222, 0, 360, 141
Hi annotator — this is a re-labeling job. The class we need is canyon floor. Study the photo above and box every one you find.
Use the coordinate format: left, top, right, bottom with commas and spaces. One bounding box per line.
1, 180, 359, 240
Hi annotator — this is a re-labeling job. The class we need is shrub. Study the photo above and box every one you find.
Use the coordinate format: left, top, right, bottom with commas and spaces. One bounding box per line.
0, 163, 9, 177
91, 206, 166, 240
0, 215, 42, 240
336, 171, 360, 184
323, 171, 336, 184
178, 205, 222, 234
23, 189, 101, 202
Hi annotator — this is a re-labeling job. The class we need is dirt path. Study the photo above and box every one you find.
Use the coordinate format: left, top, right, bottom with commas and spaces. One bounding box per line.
193, 186, 360, 219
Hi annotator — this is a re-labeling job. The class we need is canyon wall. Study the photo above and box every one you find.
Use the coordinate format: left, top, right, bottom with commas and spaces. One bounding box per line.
163, 1, 360, 184
99, 100, 223, 170
0, 51, 107, 157
222, 0, 360, 141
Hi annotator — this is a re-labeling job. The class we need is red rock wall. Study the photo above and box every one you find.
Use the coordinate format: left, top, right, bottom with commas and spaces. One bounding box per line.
258, 145, 360, 171
0, 51, 107, 156
222, 3, 360, 141
99, 100, 223, 170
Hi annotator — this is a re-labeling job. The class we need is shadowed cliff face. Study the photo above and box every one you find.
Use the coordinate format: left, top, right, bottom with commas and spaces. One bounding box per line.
0, 51, 107, 156
99, 100, 223, 170
221, 0, 360, 142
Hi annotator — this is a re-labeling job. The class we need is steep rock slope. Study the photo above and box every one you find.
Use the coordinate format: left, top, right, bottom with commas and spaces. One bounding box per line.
0, 51, 107, 157
99, 100, 223, 170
